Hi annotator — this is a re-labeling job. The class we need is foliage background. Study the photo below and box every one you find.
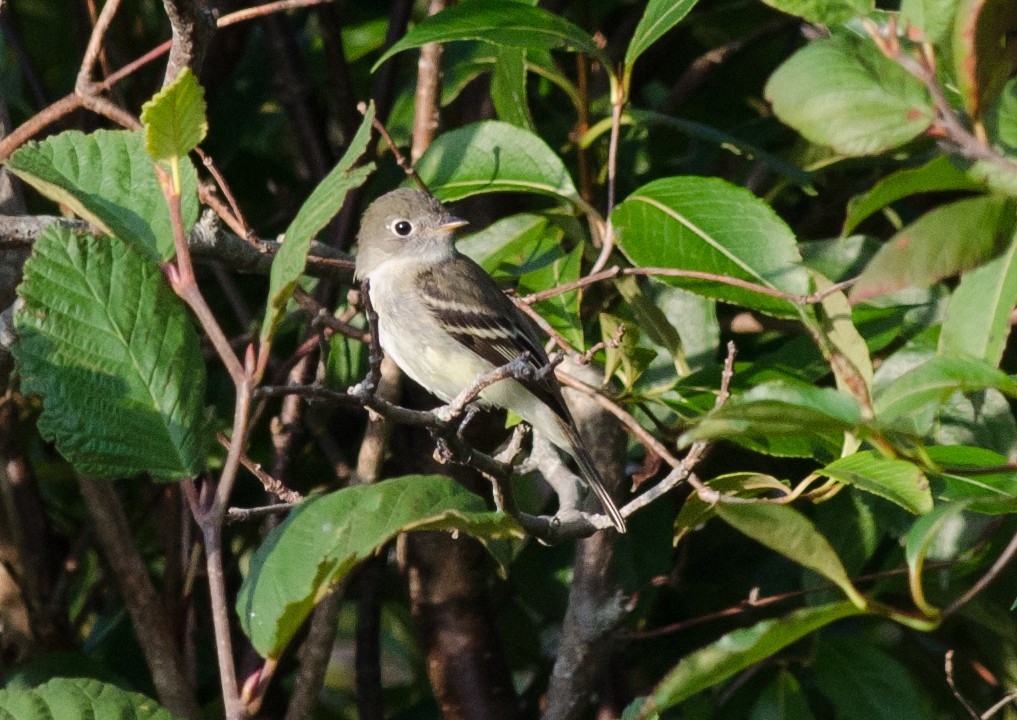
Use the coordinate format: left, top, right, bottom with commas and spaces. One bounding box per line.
0, 0, 1016, 719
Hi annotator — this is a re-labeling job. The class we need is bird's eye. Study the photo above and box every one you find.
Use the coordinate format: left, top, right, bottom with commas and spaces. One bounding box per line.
393, 220, 413, 236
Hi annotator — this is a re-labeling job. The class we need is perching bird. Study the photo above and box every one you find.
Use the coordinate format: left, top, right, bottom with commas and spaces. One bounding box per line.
354, 188, 626, 533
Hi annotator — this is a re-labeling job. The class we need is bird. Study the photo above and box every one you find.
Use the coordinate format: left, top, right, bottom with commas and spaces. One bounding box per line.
354, 188, 626, 533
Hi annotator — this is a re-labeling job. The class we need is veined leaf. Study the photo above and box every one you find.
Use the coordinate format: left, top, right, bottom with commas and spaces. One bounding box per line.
612, 176, 808, 317
372, 0, 607, 71
817, 451, 932, 513
0, 678, 177, 720
766, 36, 932, 156
261, 102, 375, 343
140, 67, 208, 161
414, 121, 581, 205
760, 0, 872, 24
14, 226, 207, 481
636, 602, 862, 716
237, 475, 524, 657
5, 129, 199, 261
716, 502, 866, 607
849, 196, 1016, 303
624, 0, 698, 70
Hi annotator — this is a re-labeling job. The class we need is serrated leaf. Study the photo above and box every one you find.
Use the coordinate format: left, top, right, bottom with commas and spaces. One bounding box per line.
952, 0, 1017, 120
0, 677, 179, 720
13, 226, 208, 481
414, 121, 580, 205
843, 155, 982, 235
939, 237, 1017, 365
5, 129, 199, 260
849, 196, 1016, 303
760, 0, 871, 24
765, 36, 933, 156
373, 0, 606, 71
261, 102, 375, 343
814, 637, 934, 720
873, 354, 1017, 434
612, 176, 808, 318
140, 67, 208, 161
679, 382, 862, 458
638, 602, 862, 716
716, 502, 866, 607
237, 475, 524, 657
817, 451, 932, 513
624, 0, 698, 70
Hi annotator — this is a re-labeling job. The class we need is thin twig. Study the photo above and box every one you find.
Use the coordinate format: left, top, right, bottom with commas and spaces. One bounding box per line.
217, 433, 304, 504
359, 102, 428, 191
945, 650, 982, 720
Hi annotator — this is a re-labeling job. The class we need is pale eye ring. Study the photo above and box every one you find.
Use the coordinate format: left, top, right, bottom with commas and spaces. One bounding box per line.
393, 220, 413, 236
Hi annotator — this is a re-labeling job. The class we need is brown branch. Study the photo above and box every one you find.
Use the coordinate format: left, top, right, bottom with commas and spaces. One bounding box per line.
161, 0, 215, 85
76, 0, 124, 94
78, 476, 202, 720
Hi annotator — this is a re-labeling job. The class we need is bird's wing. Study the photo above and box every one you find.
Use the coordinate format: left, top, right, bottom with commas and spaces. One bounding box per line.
416, 254, 571, 421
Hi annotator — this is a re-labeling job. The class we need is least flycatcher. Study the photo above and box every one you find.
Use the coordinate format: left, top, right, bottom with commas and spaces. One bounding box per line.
354, 188, 626, 533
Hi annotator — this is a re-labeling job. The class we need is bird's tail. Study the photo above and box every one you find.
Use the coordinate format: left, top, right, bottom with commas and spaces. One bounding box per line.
564, 424, 627, 533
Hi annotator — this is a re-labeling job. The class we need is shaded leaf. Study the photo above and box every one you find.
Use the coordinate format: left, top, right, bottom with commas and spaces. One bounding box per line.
261, 102, 375, 343
765, 37, 933, 156
952, 0, 1017, 120
760, 0, 871, 24
900, 0, 960, 44
414, 121, 581, 204
13, 226, 207, 481
624, 0, 699, 70
0, 678, 178, 720
674, 473, 789, 544
716, 502, 866, 607
817, 451, 932, 513
849, 196, 1016, 303
490, 46, 533, 129
905, 500, 975, 615
5, 129, 199, 261
518, 242, 583, 348
140, 67, 208, 161
873, 354, 1017, 434
237, 475, 524, 657
373, 0, 606, 71
925, 445, 1017, 513
750, 671, 816, 720
638, 602, 862, 716
843, 155, 982, 235
939, 238, 1017, 365
612, 176, 808, 317
814, 637, 933, 720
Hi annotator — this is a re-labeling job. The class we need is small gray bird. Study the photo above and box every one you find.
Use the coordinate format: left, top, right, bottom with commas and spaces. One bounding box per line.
354, 188, 626, 533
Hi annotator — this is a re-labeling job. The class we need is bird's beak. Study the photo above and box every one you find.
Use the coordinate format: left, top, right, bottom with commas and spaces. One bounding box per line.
440, 217, 468, 232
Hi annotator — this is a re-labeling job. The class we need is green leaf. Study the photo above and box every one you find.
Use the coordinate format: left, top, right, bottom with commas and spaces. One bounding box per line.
967, 78, 1017, 196
952, 0, 1017, 120
614, 275, 687, 376
612, 176, 808, 317
817, 451, 932, 514
414, 121, 581, 205
939, 235, 1017, 365
905, 500, 974, 615
140, 67, 208, 161
261, 102, 375, 343
873, 354, 1017, 434
814, 637, 934, 720
765, 36, 933, 156
490, 47, 534, 130
456, 213, 559, 277
518, 242, 583, 348
598, 313, 658, 389
237, 475, 524, 657
843, 155, 983, 235
674, 473, 790, 544
759, 0, 871, 24
639, 602, 862, 716
715, 502, 866, 607
624, 0, 699, 70
13, 226, 208, 481
750, 672, 816, 720
900, 0, 960, 44
372, 0, 607, 71
926, 445, 1017, 512
0, 677, 179, 720
849, 196, 1016, 303
679, 382, 862, 457
5, 129, 199, 261
814, 271, 873, 410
